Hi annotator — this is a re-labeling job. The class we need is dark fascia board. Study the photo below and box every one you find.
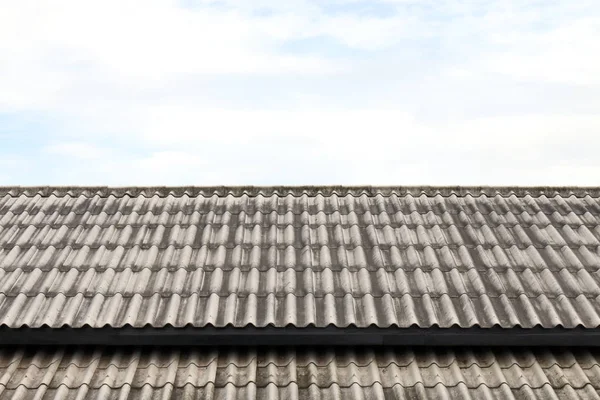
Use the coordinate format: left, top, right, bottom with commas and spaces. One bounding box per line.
2, 326, 600, 347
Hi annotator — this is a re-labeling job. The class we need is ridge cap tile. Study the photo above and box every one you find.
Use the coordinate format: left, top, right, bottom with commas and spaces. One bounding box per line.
2, 185, 600, 198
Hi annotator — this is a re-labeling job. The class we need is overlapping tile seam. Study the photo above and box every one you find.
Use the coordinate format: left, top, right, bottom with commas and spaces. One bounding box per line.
6, 323, 595, 329
0, 384, 597, 400
3, 186, 600, 198
1, 266, 599, 296
2, 350, 600, 388
3, 218, 598, 230
112, 243, 600, 253
3, 220, 598, 230
2, 197, 599, 213
4, 352, 588, 369
3, 269, 600, 297
4, 208, 599, 220
4, 223, 600, 231
4, 244, 597, 262
3, 382, 597, 392
3, 223, 594, 238
0, 265, 595, 278
2, 292, 597, 300
3, 199, 600, 217
19, 230, 587, 244
6, 217, 600, 229
3, 361, 589, 371
1, 361, 599, 389
5, 222, 598, 237
4, 293, 599, 327
4, 323, 595, 330
2, 233, 598, 250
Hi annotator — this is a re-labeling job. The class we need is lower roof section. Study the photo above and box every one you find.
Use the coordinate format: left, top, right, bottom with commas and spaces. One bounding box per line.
0, 346, 599, 400
3, 326, 600, 347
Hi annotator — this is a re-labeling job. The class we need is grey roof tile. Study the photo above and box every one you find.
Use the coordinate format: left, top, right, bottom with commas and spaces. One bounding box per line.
2, 187, 600, 328
0, 348, 599, 399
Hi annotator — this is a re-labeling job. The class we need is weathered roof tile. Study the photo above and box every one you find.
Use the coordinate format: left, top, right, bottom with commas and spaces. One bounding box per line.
1, 187, 600, 328
0, 348, 599, 399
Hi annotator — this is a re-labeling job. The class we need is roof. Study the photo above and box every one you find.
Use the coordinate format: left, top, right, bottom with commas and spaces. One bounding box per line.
1, 186, 600, 329
2, 186, 600, 400
0, 347, 598, 400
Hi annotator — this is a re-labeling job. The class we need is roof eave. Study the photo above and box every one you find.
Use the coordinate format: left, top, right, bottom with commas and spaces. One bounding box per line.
4, 326, 600, 347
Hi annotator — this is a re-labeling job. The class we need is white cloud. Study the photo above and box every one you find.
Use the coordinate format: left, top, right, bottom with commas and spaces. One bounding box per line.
454, 13, 600, 85
1, 0, 600, 185
0, 0, 343, 111
2, 0, 598, 112
44, 142, 111, 160
27, 110, 600, 185
135, 107, 600, 152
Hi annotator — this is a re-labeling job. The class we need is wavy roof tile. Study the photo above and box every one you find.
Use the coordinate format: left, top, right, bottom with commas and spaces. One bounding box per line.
1, 186, 600, 328
0, 347, 598, 399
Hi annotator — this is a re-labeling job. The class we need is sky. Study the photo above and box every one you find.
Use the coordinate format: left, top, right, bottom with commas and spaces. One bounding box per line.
1, 0, 599, 186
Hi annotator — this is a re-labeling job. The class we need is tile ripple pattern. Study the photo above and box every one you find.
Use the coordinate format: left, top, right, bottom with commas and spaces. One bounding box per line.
1, 348, 600, 400
1, 189, 600, 328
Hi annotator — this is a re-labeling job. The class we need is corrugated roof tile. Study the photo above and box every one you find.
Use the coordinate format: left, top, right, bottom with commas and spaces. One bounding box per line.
2, 187, 600, 328
1, 348, 600, 399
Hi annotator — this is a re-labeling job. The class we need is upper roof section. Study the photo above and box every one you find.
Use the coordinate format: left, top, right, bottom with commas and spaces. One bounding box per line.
1, 186, 600, 329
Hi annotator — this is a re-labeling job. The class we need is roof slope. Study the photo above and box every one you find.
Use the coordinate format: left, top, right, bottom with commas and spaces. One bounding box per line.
1, 347, 599, 400
1, 186, 600, 328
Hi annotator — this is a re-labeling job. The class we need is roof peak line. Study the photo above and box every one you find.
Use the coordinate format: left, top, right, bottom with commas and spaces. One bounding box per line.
1, 185, 600, 198
3, 185, 600, 198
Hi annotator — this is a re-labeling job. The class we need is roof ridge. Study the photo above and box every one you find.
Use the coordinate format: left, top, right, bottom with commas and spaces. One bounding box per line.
2, 185, 600, 197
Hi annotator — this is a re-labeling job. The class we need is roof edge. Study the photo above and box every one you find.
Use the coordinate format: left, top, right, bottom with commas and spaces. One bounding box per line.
2, 185, 600, 198
3, 326, 600, 347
